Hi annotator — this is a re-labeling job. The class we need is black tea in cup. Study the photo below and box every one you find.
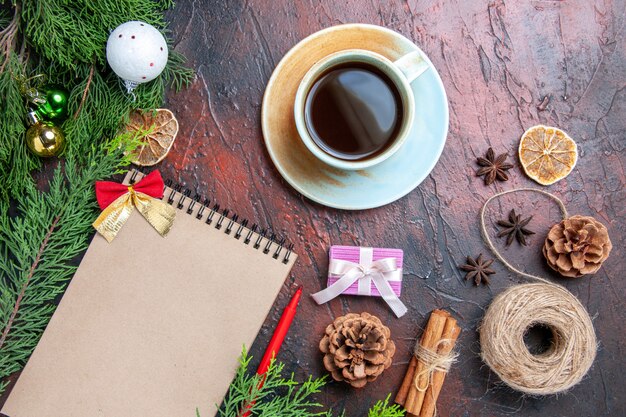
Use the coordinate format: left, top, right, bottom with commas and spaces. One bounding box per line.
304, 63, 404, 161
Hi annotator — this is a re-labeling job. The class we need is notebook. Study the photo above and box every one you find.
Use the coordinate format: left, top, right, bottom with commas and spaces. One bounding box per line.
1, 170, 297, 417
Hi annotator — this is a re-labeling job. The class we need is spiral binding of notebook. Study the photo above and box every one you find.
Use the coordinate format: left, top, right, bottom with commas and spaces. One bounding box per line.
129, 169, 293, 264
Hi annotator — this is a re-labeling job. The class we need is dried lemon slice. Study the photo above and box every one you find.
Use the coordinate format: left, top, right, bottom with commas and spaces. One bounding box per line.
518, 125, 577, 185
123, 109, 179, 166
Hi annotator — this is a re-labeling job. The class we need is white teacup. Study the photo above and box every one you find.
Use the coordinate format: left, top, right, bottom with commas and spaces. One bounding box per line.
294, 49, 430, 170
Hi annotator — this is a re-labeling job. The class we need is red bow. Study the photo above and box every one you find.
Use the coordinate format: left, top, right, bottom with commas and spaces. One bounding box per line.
96, 170, 165, 209
93, 170, 175, 242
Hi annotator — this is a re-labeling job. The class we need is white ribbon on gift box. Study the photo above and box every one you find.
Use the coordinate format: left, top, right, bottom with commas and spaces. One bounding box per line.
311, 251, 408, 318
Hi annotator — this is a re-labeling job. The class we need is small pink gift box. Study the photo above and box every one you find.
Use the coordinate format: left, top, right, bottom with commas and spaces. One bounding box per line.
327, 245, 403, 297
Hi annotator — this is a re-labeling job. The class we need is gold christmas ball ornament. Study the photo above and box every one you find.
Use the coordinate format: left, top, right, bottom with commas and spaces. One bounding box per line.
25, 112, 65, 157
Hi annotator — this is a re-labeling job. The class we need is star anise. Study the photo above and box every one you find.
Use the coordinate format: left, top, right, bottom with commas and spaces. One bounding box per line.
497, 209, 535, 246
459, 254, 495, 286
476, 147, 514, 185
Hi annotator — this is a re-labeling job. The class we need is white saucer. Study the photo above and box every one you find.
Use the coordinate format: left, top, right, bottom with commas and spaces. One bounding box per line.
261, 24, 449, 210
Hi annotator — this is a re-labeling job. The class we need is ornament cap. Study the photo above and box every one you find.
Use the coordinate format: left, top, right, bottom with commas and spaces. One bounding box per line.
27, 90, 47, 105
26, 111, 40, 126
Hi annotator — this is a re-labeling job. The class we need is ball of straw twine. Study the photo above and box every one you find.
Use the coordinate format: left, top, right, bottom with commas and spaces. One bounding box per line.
479, 283, 597, 395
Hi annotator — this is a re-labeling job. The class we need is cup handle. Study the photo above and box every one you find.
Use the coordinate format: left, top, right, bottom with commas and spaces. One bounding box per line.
393, 51, 430, 83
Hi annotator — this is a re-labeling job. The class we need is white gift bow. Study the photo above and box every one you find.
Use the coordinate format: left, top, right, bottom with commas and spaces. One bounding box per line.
311, 258, 408, 318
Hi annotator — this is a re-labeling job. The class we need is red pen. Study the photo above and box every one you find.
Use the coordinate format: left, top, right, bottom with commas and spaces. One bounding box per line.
240, 286, 302, 416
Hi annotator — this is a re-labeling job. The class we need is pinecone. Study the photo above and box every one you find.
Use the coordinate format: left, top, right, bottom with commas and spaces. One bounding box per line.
543, 215, 612, 277
319, 312, 395, 388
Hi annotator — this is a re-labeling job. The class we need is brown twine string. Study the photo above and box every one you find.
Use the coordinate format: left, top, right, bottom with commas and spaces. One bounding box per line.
412, 339, 459, 417
480, 187, 568, 282
478, 188, 597, 395
412, 339, 459, 392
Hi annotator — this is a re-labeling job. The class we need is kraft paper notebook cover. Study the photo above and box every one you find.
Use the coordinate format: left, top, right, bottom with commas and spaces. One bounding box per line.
2, 170, 297, 417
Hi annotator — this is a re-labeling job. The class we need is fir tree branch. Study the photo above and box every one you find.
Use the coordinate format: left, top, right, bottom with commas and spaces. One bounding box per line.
203, 348, 406, 417
367, 395, 405, 417
0, 3, 19, 73
0, 53, 37, 199
205, 348, 332, 417
21, 0, 167, 69
73, 63, 94, 119
0, 214, 59, 350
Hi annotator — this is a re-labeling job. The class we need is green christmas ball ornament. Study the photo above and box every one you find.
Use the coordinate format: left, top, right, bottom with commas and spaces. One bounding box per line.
25, 111, 65, 157
34, 87, 69, 121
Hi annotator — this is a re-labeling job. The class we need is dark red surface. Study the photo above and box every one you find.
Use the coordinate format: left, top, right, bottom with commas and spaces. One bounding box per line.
161, 1, 625, 416
3, 1, 624, 416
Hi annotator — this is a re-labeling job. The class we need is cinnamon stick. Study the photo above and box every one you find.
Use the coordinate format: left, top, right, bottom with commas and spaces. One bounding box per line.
404, 309, 449, 414
395, 356, 418, 405
419, 319, 461, 417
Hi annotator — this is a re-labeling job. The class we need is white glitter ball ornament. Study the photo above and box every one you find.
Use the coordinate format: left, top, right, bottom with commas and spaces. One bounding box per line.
106, 21, 168, 93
